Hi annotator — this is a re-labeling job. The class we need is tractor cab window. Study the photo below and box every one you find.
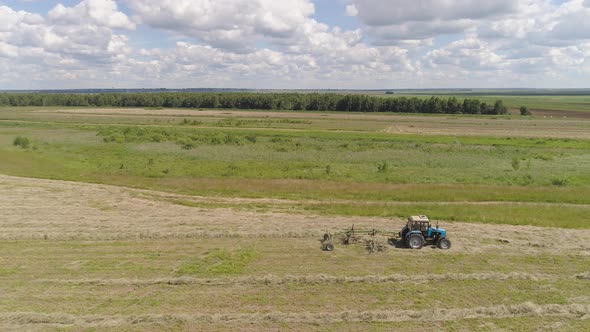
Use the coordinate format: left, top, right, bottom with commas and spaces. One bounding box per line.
409, 221, 421, 231
420, 222, 430, 232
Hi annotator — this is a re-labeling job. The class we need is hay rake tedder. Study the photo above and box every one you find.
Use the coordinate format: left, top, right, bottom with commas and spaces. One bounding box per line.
321, 215, 452, 252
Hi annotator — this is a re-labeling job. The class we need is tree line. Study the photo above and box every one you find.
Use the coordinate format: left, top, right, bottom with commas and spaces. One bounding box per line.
0, 93, 510, 114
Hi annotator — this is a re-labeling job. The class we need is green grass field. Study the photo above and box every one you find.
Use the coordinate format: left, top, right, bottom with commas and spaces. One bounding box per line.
1, 104, 590, 330
1, 106, 589, 228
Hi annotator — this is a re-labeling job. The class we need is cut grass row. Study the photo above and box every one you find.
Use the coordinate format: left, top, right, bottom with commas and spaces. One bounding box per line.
2, 280, 585, 315
3, 316, 587, 332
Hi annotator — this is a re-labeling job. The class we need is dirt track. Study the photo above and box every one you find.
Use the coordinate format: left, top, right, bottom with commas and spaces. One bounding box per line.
1, 174, 589, 255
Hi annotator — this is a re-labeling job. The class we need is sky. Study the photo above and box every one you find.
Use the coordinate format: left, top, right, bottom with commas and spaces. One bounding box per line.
0, 0, 588, 90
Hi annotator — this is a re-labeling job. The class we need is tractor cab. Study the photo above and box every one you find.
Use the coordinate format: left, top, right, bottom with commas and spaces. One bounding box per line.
399, 215, 451, 250
402, 215, 432, 238
407, 215, 431, 235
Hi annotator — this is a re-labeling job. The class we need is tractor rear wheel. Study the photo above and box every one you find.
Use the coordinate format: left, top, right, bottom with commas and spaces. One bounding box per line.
437, 237, 451, 250
407, 234, 424, 249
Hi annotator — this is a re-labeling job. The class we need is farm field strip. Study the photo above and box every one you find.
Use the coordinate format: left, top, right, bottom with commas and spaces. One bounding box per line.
4, 107, 590, 139
2, 175, 590, 251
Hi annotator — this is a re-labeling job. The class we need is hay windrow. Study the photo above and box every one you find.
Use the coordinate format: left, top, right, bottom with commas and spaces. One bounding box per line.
35, 272, 560, 287
2, 303, 589, 327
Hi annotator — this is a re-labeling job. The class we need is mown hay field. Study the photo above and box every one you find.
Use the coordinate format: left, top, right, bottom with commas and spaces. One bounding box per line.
0, 105, 589, 330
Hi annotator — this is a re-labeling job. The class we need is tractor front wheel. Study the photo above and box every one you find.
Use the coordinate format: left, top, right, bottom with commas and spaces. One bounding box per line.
407, 234, 424, 249
437, 237, 451, 250
324, 243, 334, 251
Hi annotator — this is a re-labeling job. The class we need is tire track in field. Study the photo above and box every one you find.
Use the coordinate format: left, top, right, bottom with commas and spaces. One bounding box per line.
2, 303, 589, 327
35, 271, 579, 287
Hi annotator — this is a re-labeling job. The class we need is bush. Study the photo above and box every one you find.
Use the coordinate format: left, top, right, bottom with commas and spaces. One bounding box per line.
551, 178, 568, 186
520, 106, 531, 116
13, 136, 30, 149
103, 134, 124, 143
180, 119, 203, 126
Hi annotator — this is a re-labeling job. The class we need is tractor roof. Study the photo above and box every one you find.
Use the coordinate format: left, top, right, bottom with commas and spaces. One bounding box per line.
409, 215, 429, 222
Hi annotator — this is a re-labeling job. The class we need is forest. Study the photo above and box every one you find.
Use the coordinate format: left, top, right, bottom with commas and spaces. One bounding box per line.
0, 92, 510, 115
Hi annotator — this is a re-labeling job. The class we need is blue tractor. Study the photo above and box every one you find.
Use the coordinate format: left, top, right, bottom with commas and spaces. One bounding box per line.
399, 215, 451, 249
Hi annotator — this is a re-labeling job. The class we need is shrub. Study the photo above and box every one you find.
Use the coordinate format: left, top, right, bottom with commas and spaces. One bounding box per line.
13, 136, 30, 149
517, 174, 534, 186
151, 134, 164, 142
223, 133, 244, 145
180, 119, 203, 126
520, 106, 531, 116
551, 178, 568, 186
103, 134, 124, 143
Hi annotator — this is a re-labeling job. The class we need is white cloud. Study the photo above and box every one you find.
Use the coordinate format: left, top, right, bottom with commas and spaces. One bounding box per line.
48, 0, 135, 30
0, 42, 19, 58
345, 4, 358, 17
131, 39, 416, 89
425, 38, 504, 71
0, 1, 135, 89
349, 0, 518, 41
0, 6, 43, 31
128, 0, 315, 50
0, 0, 589, 89
351, 0, 516, 25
